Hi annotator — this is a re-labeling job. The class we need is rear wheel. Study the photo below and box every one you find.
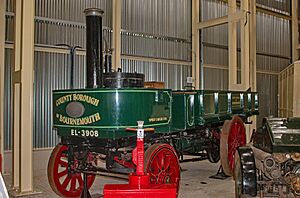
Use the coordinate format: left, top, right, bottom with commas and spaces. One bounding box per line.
47, 144, 96, 197
144, 143, 181, 193
220, 116, 246, 176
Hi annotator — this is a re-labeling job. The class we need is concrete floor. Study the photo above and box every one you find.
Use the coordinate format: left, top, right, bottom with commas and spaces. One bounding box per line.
2, 149, 235, 198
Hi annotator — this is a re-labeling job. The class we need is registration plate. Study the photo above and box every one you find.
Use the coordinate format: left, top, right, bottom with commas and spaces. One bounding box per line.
70, 129, 99, 137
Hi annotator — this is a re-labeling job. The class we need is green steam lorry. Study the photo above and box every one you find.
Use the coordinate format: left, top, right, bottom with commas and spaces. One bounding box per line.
47, 8, 259, 197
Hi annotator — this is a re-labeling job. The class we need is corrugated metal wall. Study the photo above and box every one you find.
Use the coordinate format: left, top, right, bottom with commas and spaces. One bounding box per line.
33, 0, 111, 149
4, 0, 192, 149
121, 0, 192, 90
201, 0, 291, 123
4, 0, 112, 149
122, 59, 191, 89
3, 0, 293, 149
34, 1, 112, 47
257, 0, 291, 15
33, 52, 86, 148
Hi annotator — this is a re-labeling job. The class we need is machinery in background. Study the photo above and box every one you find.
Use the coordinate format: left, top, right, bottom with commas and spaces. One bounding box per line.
234, 117, 300, 198
47, 8, 259, 197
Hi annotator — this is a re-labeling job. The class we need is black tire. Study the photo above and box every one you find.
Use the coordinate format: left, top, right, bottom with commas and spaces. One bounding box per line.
207, 140, 220, 163
234, 146, 257, 198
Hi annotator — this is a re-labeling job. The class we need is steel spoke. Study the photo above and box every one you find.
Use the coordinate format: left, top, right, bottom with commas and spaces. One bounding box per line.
159, 152, 165, 170
58, 169, 68, 178
163, 154, 171, 170
59, 159, 68, 167
156, 157, 162, 171
77, 174, 83, 186
61, 153, 67, 158
61, 176, 71, 189
149, 172, 157, 177
70, 177, 77, 192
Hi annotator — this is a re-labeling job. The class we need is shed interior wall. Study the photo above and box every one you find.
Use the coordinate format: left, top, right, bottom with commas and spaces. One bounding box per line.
3, 0, 292, 149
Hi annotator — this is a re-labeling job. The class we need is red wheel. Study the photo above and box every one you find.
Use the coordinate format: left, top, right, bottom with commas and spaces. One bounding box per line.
47, 144, 96, 197
220, 116, 246, 176
144, 144, 180, 193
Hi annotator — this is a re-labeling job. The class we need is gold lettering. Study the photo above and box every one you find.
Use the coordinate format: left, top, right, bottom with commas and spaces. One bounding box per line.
57, 113, 102, 126
94, 113, 101, 121
56, 94, 73, 106
71, 94, 99, 107
148, 116, 168, 122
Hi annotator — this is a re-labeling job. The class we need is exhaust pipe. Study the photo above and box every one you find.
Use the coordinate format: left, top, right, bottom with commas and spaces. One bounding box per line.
84, 8, 104, 88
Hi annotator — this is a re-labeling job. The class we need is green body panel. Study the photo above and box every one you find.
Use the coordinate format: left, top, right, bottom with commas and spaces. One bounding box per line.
243, 93, 251, 115
52, 88, 259, 147
53, 88, 172, 139
217, 91, 232, 121
200, 90, 219, 124
231, 92, 244, 114
251, 93, 259, 115
171, 91, 196, 131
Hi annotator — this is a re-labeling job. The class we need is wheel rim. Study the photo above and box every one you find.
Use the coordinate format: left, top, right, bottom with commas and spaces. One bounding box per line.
144, 144, 180, 192
234, 151, 243, 198
220, 116, 246, 176
47, 144, 96, 197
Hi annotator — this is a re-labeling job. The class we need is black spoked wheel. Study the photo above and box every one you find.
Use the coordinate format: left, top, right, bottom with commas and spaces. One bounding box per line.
234, 146, 257, 198
207, 140, 220, 163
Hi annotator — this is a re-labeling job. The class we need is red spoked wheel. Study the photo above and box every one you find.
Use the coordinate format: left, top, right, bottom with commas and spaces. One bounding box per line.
220, 116, 246, 176
47, 144, 96, 197
144, 143, 180, 193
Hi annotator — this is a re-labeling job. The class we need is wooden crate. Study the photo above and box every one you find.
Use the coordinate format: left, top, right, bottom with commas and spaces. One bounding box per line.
144, 81, 165, 89
278, 61, 300, 117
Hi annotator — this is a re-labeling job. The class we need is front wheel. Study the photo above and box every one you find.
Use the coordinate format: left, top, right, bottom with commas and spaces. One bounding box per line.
47, 144, 96, 197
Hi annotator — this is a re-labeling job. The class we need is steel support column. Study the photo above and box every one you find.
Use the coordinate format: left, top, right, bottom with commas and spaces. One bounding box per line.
11, 0, 36, 195
249, 0, 256, 91
292, 0, 299, 62
12, 0, 22, 189
241, 0, 254, 142
228, 0, 238, 90
249, 0, 257, 141
192, 0, 200, 89
0, 0, 6, 173
112, 0, 121, 71
240, 0, 250, 91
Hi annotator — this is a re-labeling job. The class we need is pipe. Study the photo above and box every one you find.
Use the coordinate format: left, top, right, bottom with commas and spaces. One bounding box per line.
84, 8, 104, 88
104, 54, 112, 73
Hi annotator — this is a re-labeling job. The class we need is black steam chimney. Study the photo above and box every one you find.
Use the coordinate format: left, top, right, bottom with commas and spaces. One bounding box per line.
84, 8, 104, 88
